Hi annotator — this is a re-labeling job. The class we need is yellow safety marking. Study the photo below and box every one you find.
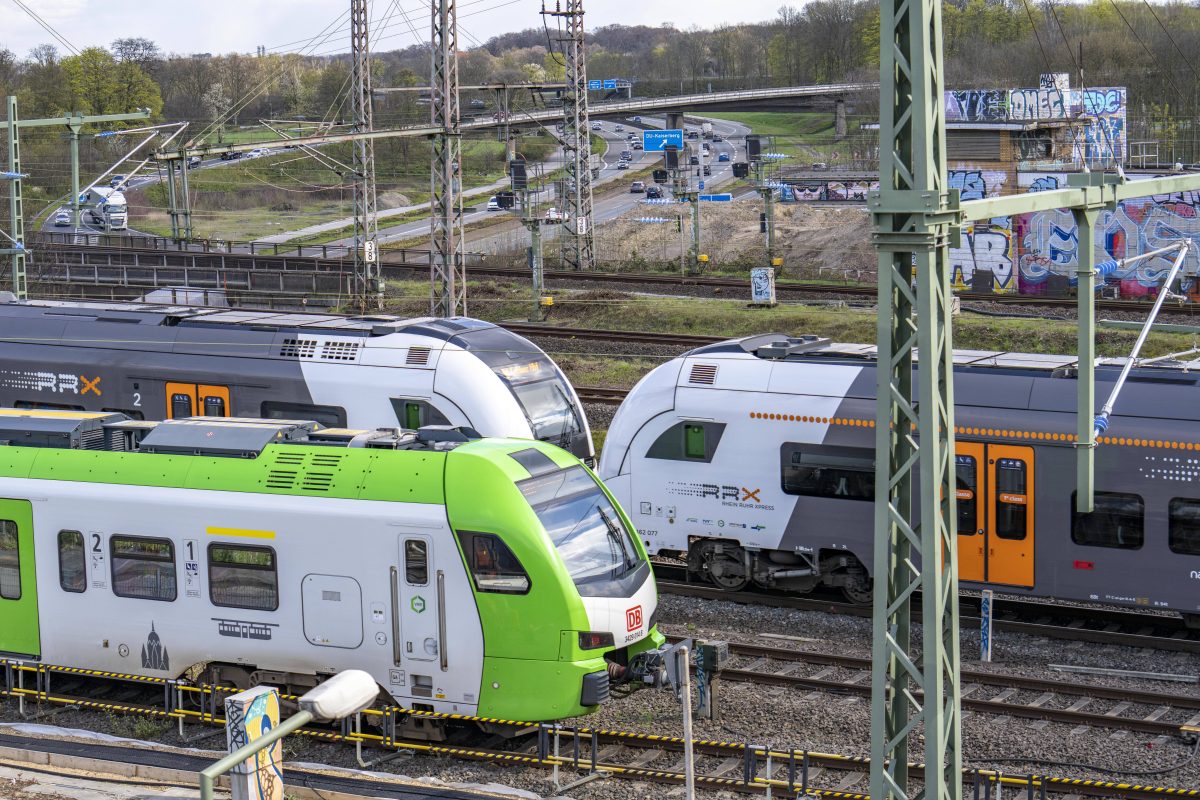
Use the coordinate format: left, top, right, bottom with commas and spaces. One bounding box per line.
205, 526, 276, 540
0, 409, 111, 420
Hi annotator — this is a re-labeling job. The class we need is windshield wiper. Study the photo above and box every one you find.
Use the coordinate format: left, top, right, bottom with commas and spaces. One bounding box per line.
596, 506, 634, 571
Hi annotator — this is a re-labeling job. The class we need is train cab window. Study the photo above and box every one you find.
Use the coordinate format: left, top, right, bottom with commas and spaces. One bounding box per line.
781, 444, 874, 501
111, 535, 177, 601
404, 540, 428, 585
209, 544, 277, 611
171, 393, 193, 418
955, 455, 978, 536
1071, 491, 1144, 550
202, 395, 226, 416
1168, 498, 1200, 556
0, 520, 19, 600
456, 531, 530, 594
58, 530, 86, 593
261, 401, 346, 428
646, 421, 726, 463
994, 458, 1028, 540
390, 399, 451, 430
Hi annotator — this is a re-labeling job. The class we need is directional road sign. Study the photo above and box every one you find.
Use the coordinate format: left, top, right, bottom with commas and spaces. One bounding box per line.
698, 193, 732, 202
643, 129, 684, 152
603, 79, 618, 90
587, 80, 601, 90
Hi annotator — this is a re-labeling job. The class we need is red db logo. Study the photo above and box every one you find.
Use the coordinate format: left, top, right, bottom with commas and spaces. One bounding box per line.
626, 606, 643, 632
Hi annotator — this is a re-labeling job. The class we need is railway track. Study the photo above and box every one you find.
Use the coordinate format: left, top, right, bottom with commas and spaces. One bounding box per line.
574, 386, 633, 404
689, 638, 1200, 738
35, 243, 1200, 317
656, 579, 1200, 655
4, 659, 1197, 799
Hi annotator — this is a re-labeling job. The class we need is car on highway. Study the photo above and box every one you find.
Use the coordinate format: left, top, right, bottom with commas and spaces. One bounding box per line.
620, 150, 633, 159
220, 152, 242, 161
109, 175, 125, 188
591, 122, 602, 130
615, 125, 624, 132
545, 207, 567, 222
616, 161, 629, 170
629, 180, 645, 193
686, 130, 699, 140
187, 156, 201, 169
703, 165, 712, 176
645, 186, 663, 200
632, 116, 642, 123
469, 98, 486, 109
246, 148, 264, 158
689, 155, 699, 165
632, 142, 643, 150
53, 209, 70, 227
712, 135, 724, 142
486, 196, 501, 211
718, 152, 730, 162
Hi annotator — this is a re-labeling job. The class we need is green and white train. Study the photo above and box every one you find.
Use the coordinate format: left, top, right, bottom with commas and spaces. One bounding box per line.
0, 410, 663, 722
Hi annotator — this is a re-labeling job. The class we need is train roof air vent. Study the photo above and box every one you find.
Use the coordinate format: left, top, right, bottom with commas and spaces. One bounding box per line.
407, 346, 432, 366
280, 338, 318, 359
320, 340, 361, 361
689, 363, 719, 384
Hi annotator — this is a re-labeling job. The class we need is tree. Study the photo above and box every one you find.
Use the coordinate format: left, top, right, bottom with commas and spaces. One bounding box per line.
111, 38, 161, 75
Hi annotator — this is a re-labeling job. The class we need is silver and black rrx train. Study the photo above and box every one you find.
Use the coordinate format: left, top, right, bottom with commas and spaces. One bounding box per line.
600, 333, 1200, 624
0, 297, 593, 461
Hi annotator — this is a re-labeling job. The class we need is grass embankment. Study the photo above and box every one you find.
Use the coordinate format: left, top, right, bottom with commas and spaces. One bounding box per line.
707, 111, 841, 162
129, 132, 560, 241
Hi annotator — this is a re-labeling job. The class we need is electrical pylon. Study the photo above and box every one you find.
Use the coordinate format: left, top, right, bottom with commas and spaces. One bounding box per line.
350, 0, 381, 309
429, 0, 466, 317
542, 0, 595, 270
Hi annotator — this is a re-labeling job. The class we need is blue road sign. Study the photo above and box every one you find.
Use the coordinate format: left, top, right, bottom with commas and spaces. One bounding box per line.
587, 80, 602, 90
698, 193, 732, 202
698, 181, 705, 190
603, 79, 618, 89
642, 129, 684, 152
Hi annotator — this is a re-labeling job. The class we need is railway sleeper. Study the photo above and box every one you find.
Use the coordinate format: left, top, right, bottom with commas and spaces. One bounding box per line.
687, 539, 872, 603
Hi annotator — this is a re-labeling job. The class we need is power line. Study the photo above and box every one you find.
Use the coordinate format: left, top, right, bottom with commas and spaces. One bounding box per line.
8, 0, 80, 55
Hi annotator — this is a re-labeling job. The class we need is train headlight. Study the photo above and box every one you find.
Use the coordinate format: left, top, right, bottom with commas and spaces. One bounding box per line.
578, 631, 616, 650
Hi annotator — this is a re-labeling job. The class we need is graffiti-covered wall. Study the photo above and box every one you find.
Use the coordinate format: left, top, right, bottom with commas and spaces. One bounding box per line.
943, 83, 1126, 164
948, 169, 1015, 293
1014, 174, 1200, 297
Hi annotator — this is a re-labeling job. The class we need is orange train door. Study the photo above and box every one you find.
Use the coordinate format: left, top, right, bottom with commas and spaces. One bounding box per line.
986, 444, 1034, 587
165, 383, 230, 419
955, 443, 986, 583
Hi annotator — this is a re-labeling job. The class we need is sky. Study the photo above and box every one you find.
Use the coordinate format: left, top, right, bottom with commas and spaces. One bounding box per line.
1, 0, 785, 58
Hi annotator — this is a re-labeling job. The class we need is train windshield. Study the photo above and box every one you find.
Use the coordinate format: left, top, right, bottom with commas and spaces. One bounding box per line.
519, 465, 648, 597
453, 328, 584, 450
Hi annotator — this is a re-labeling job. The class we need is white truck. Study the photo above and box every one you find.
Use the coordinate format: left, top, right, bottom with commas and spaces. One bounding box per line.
701, 121, 714, 140
81, 187, 129, 230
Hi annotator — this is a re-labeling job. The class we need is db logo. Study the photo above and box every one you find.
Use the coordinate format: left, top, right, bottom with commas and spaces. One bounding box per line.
626, 605, 643, 632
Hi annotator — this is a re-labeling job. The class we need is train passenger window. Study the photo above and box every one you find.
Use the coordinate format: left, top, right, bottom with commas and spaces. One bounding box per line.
171, 393, 193, 418
955, 455, 978, 535
58, 530, 86, 593
202, 395, 226, 416
1071, 492, 1144, 550
646, 421, 726, 463
209, 544, 278, 611
994, 458, 1028, 540
390, 399, 451, 430
405, 540, 428, 585
0, 520, 19, 600
781, 444, 874, 501
456, 531, 530, 594
111, 535, 177, 601
1168, 498, 1200, 555
261, 401, 347, 428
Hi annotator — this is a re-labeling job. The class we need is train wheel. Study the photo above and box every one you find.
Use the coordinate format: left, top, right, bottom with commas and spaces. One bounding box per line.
841, 572, 872, 605
694, 541, 749, 591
